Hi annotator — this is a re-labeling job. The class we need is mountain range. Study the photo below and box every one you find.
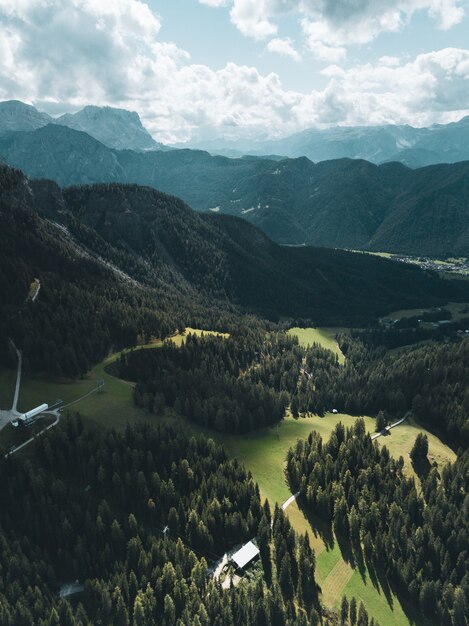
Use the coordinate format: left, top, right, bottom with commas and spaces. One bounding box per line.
0, 100, 165, 151
1, 122, 468, 257
2, 162, 466, 358
185, 116, 469, 168
4, 99, 469, 167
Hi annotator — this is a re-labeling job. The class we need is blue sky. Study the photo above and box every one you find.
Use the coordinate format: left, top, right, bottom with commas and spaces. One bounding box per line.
1, 0, 468, 143
152, 0, 469, 92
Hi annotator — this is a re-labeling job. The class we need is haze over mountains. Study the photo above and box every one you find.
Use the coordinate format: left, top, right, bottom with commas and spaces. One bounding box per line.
0, 100, 165, 151
185, 116, 469, 168
4, 99, 469, 167
1, 118, 468, 257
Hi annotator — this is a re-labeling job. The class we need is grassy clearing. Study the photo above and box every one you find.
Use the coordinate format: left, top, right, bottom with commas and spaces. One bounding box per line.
388, 301, 469, 322
222, 413, 375, 506
288, 327, 347, 364
216, 411, 452, 626
0, 328, 227, 434
28, 278, 40, 300
165, 327, 229, 347
379, 416, 456, 481
341, 568, 420, 626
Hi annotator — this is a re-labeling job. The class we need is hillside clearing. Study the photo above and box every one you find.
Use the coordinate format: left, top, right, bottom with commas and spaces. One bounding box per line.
288, 327, 347, 364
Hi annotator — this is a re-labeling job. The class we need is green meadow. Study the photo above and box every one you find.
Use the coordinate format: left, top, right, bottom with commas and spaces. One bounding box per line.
287, 327, 347, 364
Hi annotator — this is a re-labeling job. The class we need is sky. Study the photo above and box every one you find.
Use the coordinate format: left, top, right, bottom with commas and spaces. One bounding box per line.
1, 0, 469, 143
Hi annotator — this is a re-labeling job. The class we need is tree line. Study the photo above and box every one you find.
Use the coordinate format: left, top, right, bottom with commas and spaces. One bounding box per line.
293, 333, 469, 447
117, 330, 303, 434
0, 416, 352, 625
287, 421, 468, 625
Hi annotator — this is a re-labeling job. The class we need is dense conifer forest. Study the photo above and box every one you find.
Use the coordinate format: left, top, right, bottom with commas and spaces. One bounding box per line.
3, 164, 469, 379
292, 334, 469, 447
116, 330, 300, 433
0, 417, 382, 626
287, 422, 468, 626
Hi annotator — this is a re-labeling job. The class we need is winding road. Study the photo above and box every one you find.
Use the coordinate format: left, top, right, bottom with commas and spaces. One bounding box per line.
371, 411, 412, 440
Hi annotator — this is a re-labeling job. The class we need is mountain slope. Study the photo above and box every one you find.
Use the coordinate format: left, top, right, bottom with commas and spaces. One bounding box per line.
57, 105, 165, 151
0, 100, 166, 151
3, 162, 468, 378
1, 125, 468, 256
63, 180, 469, 323
186, 115, 469, 168
0, 100, 52, 132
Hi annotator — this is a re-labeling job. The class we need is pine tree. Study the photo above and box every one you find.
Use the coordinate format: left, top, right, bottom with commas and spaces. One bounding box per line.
410, 433, 429, 462
340, 596, 349, 625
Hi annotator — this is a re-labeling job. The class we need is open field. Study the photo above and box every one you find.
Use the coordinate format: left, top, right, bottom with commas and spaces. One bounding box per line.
288, 327, 347, 364
388, 301, 469, 322
378, 416, 456, 480
0, 328, 228, 434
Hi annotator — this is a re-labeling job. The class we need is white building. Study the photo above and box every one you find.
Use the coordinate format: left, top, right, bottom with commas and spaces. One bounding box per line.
230, 541, 260, 571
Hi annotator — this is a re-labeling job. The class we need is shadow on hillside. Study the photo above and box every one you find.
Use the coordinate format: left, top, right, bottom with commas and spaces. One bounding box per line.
363, 552, 395, 609
295, 496, 335, 551
411, 456, 431, 480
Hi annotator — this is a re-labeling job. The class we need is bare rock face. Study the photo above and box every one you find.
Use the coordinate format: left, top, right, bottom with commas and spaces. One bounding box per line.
56, 105, 163, 151
0, 100, 52, 132
0, 100, 166, 152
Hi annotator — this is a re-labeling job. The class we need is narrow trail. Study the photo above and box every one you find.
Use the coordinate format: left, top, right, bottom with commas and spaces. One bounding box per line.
371, 411, 412, 440
61, 381, 104, 410
11, 343, 22, 414
282, 492, 299, 511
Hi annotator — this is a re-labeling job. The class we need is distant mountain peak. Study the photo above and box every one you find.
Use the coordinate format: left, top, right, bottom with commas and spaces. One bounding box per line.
57, 105, 163, 151
0, 99, 167, 152
0, 100, 52, 132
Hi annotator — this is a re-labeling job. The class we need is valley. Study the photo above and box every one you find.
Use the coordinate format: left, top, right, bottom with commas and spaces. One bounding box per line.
1, 4, 469, 624
0, 323, 459, 626
1, 157, 468, 625
2, 118, 469, 258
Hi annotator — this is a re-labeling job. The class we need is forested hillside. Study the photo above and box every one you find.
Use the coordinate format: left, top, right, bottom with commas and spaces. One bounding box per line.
115, 330, 299, 434
291, 333, 469, 448
1, 125, 469, 255
287, 423, 468, 626
0, 417, 332, 625
2, 164, 466, 378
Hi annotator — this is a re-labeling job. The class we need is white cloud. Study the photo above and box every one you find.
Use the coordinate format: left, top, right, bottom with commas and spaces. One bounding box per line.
230, 0, 277, 39
293, 48, 469, 129
0, 0, 468, 143
223, 0, 466, 59
198, 0, 228, 6
266, 37, 301, 61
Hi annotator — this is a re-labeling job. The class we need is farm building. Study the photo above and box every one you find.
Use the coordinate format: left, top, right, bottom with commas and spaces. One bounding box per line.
230, 540, 260, 571
11, 403, 48, 427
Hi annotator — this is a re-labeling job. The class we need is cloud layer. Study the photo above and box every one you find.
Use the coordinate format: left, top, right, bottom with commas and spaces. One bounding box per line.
226, 0, 465, 61
0, 0, 468, 143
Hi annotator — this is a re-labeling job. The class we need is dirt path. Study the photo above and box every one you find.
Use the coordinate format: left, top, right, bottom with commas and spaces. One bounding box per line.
11, 344, 22, 414
371, 411, 411, 440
